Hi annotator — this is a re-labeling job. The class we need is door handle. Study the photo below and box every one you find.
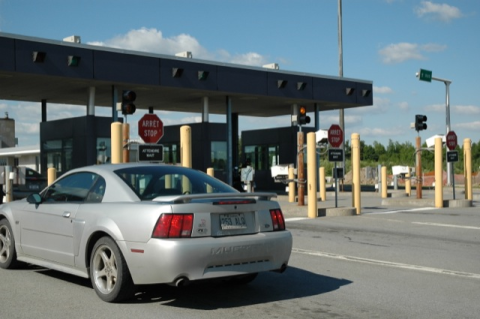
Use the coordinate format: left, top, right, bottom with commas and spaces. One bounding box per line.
62, 212, 71, 218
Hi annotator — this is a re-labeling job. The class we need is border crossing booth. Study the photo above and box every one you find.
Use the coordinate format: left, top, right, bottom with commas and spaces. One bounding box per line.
160, 122, 237, 184
242, 126, 316, 192
40, 115, 119, 176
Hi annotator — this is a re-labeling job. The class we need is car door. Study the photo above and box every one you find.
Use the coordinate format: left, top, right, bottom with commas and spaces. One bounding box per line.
18, 172, 99, 266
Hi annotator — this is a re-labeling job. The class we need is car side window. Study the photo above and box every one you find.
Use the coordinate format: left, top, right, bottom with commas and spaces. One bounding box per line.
85, 177, 106, 203
42, 172, 100, 203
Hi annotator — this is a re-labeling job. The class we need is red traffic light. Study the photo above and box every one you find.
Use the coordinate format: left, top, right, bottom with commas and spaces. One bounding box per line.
122, 90, 136, 115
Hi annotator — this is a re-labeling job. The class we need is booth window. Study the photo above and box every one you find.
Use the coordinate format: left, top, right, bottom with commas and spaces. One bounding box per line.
43, 139, 73, 174
244, 144, 279, 171
162, 143, 179, 165
211, 141, 227, 170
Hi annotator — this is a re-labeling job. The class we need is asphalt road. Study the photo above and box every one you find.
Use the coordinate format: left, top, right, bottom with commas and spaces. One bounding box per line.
1, 195, 479, 318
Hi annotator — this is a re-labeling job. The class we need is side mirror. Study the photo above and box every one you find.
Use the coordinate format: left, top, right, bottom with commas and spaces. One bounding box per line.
27, 193, 42, 205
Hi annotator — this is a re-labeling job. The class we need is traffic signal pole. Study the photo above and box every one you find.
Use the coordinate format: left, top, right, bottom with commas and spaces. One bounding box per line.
297, 131, 305, 206
432, 76, 452, 186
416, 70, 452, 186
416, 136, 422, 199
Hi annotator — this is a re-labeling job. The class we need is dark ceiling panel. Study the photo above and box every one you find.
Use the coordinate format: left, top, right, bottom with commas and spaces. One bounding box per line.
0, 33, 373, 117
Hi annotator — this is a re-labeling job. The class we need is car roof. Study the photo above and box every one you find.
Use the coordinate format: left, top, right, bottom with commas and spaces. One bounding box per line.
66, 163, 170, 174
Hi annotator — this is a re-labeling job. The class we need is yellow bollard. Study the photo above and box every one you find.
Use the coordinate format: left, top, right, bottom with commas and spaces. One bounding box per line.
434, 137, 443, 208
288, 167, 295, 203
165, 174, 172, 189
206, 168, 214, 193
307, 132, 317, 218
180, 126, 192, 168
319, 167, 326, 201
180, 126, 192, 194
111, 122, 123, 164
381, 166, 387, 199
405, 168, 411, 197
207, 167, 214, 177
351, 133, 361, 214
122, 123, 130, 163
47, 167, 57, 186
464, 138, 472, 200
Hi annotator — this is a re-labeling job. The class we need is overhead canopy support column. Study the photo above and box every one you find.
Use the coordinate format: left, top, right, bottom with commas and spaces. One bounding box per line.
291, 104, 298, 127
111, 85, 118, 123
226, 96, 233, 186
88, 87, 95, 116
315, 103, 320, 190
202, 97, 209, 122
232, 112, 239, 170
41, 99, 47, 122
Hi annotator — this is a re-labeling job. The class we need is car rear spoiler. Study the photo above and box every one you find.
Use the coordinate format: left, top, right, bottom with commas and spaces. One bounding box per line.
152, 192, 277, 204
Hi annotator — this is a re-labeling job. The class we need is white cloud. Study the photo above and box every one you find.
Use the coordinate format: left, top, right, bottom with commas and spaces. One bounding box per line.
421, 43, 447, 52
452, 105, 480, 115
373, 86, 394, 94
88, 27, 269, 67
425, 103, 446, 112
15, 121, 39, 135
356, 126, 406, 138
378, 42, 446, 64
351, 97, 389, 114
398, 102, 409, 111
415, 1, 463, 22
455, 121, 480, 131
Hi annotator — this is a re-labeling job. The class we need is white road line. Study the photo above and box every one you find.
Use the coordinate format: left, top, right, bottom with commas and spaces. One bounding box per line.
368, 207, 437, 215
412, 222, 480, 230
285, 217, 308, 222
292, 248, 480, 280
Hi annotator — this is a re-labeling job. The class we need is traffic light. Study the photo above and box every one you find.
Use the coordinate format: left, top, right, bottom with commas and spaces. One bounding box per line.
298, 106, 311, 125
415, 114, 427, 131
122, 90, 136, 115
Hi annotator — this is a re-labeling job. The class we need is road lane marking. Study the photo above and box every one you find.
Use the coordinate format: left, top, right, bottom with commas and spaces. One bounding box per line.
412, 222, 480, 230
285, 217, 308, 222
367, 207, 436, 215
292, 248, 480, 280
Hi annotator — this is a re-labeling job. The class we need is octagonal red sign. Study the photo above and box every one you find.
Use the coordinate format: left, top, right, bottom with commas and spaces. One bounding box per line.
328, 124, 343, 148
446, 130, 457, 151
138, 113, 164, 144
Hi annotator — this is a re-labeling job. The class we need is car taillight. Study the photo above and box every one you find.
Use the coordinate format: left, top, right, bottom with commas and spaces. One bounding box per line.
152, 214, 193, 238
269, 209, 286, 231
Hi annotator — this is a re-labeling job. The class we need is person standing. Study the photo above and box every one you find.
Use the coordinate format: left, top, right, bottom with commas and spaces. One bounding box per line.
241, 159, 255, 192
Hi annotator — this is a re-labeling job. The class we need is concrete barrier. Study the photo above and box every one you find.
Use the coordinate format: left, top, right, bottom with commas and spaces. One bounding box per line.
318, 207, 357, 217
443, 199, 473, 208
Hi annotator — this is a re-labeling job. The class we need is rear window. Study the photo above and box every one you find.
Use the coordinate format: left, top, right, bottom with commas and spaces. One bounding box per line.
114, 166, 237, 201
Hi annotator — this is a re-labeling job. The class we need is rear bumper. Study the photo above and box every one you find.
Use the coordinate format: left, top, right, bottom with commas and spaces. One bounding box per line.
121, 231, 293, 285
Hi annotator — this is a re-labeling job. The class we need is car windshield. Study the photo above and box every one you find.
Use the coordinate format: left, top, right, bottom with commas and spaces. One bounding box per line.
114, 166, 238, 201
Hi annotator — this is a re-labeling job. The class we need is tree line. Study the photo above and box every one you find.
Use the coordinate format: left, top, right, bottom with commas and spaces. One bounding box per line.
320, 139, 480, 175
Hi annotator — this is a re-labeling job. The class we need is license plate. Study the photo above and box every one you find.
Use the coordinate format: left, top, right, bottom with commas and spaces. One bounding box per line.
220, 213, 247, 230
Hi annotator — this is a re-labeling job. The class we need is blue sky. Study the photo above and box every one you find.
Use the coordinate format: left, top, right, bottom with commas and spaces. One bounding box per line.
0, 0, 479, 148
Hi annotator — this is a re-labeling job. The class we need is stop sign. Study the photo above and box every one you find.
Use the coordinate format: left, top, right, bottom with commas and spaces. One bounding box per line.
328, 124, 343, 148
138, 113, 164, 144
446, 130, 457, 150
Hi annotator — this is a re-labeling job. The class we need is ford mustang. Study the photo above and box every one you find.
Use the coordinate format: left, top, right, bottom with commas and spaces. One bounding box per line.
0, 163, 292, 302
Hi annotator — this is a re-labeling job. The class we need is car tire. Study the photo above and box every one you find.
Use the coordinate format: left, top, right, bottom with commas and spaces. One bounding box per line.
90, 236, 135, 302
0, 219, 21, 269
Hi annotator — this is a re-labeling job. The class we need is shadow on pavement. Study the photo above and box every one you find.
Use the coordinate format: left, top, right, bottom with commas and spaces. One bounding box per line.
132, 266, 352, 308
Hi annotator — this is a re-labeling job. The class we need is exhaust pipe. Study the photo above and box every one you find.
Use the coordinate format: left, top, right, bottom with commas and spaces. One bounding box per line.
174, 277, 190, 287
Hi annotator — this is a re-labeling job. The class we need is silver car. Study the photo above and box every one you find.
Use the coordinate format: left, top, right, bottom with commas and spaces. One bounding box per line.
0, 163, 292, 302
